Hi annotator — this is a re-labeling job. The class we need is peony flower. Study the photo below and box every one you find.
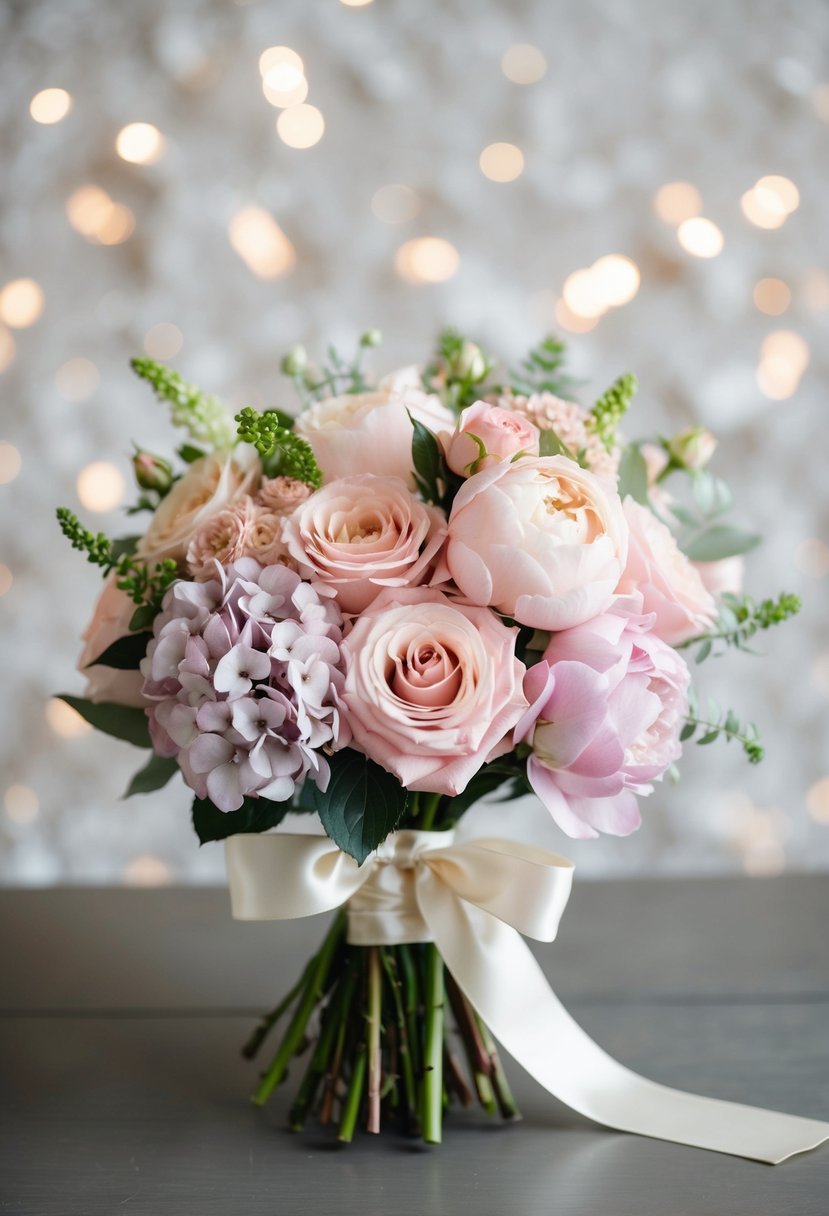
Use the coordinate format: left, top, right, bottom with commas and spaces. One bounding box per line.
516, 610, 690, 839
617, 498, 716, 645
257, 476, 311, 514
78, 575, 148, 707
294, 387, 454, 488
340, 587, 527, 796
282, 475, 447, 614
138, 445, 261, 566
503, 392, 621, 482
141, 559, 347, 812
694, 555, 744, 599
440, 455, 628, 631
442, 401, 540, 477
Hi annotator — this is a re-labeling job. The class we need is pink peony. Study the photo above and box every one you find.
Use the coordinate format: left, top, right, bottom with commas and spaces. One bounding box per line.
293, 387, 454, 488
140, 559, 347, 812
442, 400, 540, 476
504, 392, 621, 482
282, 475, 447, 614
516, 610, 690, 839
340, 587, 527, 796
440, 455, 628, 631
79, 575, 147, 707
617, 498, 716, 645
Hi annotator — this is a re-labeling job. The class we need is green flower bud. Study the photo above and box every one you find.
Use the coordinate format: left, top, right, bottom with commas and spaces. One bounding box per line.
280, 344, 308, 377
360, 328, 382, 348
132, 449, 174, 493
449, 340, 487, 383
666, 426, 717, 471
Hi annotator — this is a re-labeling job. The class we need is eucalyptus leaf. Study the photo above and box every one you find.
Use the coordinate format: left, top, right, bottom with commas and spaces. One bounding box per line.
681, 525, 761, 562
192, 795, 292, 844
125, 754, 179, 797
312, 750, 407, 864
538, 429, 575, 461
57, 694, 152, 748
617, 444, 649, 504
87, 631, 152, 670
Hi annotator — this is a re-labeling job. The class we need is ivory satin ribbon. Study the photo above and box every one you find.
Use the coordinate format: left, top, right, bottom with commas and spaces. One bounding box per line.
226, 829, 829, 1163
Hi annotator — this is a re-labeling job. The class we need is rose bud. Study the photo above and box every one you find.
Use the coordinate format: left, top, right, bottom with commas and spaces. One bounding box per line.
666, 427, 717, 471
448, 340, 488, 383
280, 344, 308, 376
132, 449, 174, 494
443, 401, 540, 477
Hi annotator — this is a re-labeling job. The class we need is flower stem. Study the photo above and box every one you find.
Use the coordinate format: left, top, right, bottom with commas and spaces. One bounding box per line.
446, 974, 497, 1114
421, 944, 445, 1144
419, 793, 443, 831
380, 947, 419, 1131
366, 946, 382, 1134
398, 944, 422, 1079
241, 959, 313, 1060
474, 1011, 520, 1121
251, 911, 345, 1107
338, 1043, 367, 1143
319, 961, 359, 1125
289, 953, 353, 1131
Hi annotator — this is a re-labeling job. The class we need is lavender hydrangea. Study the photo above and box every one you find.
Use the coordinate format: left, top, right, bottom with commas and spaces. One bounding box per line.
140, 558, 348, 812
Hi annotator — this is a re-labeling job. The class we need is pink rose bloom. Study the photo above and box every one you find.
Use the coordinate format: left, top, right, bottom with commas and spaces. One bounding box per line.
440, 455, 628, 631
694, 555, 744, 599
516, 611, 690, 839
294, 388, 454, 488
340, 587, 527, 796
442, 401, 540, 477
283, 475, 447, 614
78, 575, 147, 707
186, 496, 287, 580
257, 476, 312, 514
617, 498, 716, 645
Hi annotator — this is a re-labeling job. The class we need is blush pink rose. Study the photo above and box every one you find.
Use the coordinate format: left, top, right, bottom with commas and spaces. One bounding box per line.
257, 476, 311, 514
186, 496, 287, 580
78, 575, 148, 707
440, 455, 628, 631
515, 610, 690, 839
340, 587, 527, 795
617, 498, 716, 645
293, 388, 454, 488
282, 475, 447, 614
442, 401, 540, 476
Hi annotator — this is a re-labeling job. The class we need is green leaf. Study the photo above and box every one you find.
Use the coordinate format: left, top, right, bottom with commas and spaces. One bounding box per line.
56, 695, 152, 748
408, 413, 443, 505
538, 429, 575, 460
129, 603, 157, 631
191, 795, 292, 844
177, 443, 206, 464
312, 750, 408, 864
698, 729, 720, 745
682, 525, 761, 562
679, 722, 697, 742
125, 754, 179, 797
694, 638, 712, 664
110, 535, 141, 560
86, 631, 152, 670
617, 444, 649, 504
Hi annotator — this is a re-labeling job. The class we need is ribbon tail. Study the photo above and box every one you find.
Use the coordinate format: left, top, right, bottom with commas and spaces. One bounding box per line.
417, 871, 829, 1164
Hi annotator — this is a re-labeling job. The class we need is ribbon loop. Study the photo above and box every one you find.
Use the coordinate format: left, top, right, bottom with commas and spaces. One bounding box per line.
225, 830, 829, 1164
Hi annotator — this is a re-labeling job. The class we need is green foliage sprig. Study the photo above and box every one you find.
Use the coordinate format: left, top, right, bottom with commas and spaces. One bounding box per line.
682, 591, 801, 663
235, 407, 322, 487
56, 507, 177, 626
130, 357, 236, 449
282, 331, 382, 408
681, 689, 764, 763
423, 328, 494, 414
509, 335, 572, 400
588, 373, 637, 452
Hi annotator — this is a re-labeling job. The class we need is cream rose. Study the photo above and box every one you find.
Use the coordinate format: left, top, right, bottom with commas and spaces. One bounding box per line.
257, 476, 311, 514
293, 388, 454, 487
617, 498, 716, 645
441, 455, 628, 631
78, 575, 148, 707
340, 587, 527, 795
139, 445, 260, 565
282, 475, 446, 613
442, 401, 540, 476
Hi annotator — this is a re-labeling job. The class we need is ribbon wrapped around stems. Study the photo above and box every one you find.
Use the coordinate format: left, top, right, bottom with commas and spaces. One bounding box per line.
226, 829, 829, 1163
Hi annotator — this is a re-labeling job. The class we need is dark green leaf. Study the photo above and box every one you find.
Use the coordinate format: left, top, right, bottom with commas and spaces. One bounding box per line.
408, 412, 443, 504
679, 722, 697, 742
698, 729, 720, 745
312, 750, 408, 864
125, 753, 179, 797
177, 443, 206, 464
682, 525, 761, 562
86, 631, 152, 670
617, 444, 649, 504
129, 603, 157, 631
57, 694, 152, 748
110, 535, 141, 560
192, 795, 292, 844
694, 638, 712, 664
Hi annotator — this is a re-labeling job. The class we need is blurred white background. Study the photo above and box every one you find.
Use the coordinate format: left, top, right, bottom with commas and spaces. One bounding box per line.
1, 0, 827, 885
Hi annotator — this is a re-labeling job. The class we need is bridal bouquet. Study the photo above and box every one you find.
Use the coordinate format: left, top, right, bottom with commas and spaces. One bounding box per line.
57, 331, 803, 1150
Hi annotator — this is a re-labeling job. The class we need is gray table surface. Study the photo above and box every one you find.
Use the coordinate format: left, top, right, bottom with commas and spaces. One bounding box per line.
1, 875, 828, 1215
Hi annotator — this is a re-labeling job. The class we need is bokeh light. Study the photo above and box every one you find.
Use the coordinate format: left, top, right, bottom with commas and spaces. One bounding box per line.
29, 87, 72, 124
0, 327, 15, 374
0, 441, 22, 484
56, 357, 100, 402
757, 329, 809, 399
394, 237, 460, 284
371, 184, 421, 224
4, 785, 39, 824
116, 122, 166, 165
276, 103, 325, 148
258, 46, 304, 78
479, 142, 524, 183
0, 278, 44, 328
501, 44, 547, 85
741, 176, 799, 230
554, 298, 599, 334
561, 255, 640, 319
753, 277, 791, 316
653, 181, 702, 225
228, 206, 296, 279
144, 322, 183, 360
794, 538, 829, 578
677, 217, 724, 258
77, 461, 126, 511
124, 854, 173, 885
66, 186, 135, 245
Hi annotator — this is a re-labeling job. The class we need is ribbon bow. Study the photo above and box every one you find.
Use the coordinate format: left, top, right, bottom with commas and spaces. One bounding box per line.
226, 830, 829, 1163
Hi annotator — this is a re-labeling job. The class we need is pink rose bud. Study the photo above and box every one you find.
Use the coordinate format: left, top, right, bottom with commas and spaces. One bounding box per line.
666, 427, 717, 471
444, 401, 541, 477
132, 449, 174, 494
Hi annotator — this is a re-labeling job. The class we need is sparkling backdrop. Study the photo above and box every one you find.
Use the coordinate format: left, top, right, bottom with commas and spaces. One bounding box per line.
1, 0, 828, 884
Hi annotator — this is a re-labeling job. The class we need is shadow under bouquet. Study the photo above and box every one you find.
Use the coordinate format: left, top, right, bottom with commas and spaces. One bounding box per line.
57, 330, 811, 1154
